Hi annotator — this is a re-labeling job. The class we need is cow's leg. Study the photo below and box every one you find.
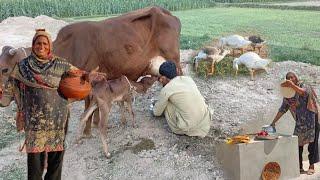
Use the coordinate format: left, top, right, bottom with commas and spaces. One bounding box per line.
83, 97, 93, 137
98, 103, 111, 158
119, 101, 127, 126
75, 104, 97, 144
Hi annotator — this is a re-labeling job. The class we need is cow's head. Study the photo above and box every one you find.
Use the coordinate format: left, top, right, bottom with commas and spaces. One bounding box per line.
0, 46, 30, 99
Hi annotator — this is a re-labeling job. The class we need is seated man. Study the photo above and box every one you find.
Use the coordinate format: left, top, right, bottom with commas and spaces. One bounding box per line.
153, 61, 211, 137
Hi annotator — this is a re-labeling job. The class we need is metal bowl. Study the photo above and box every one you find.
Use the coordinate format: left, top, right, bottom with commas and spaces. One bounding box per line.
262, 125, 276, 134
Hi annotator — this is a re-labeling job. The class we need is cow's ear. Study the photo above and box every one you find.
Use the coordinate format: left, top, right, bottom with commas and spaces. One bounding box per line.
8, 48, 17, 56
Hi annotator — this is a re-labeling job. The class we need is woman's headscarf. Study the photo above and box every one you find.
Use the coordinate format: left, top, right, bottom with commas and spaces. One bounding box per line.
31, 29, 54, 61
285, 71, 299, 84
9, 29, 58, 89
285, 72, 319, 115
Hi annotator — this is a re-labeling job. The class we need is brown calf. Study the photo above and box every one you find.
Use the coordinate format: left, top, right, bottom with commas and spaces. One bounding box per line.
76, 75, 156, 157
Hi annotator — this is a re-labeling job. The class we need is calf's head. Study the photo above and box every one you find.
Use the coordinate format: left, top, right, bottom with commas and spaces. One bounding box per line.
0, 46, 30, 98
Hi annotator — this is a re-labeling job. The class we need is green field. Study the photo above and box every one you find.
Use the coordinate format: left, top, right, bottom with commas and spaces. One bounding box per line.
3, 2, 318, 64
66, 7, 320, 66
176, 8, 320, 65
0, 0, 293, 21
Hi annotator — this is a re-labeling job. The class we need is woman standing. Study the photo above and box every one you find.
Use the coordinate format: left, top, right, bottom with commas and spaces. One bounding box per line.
7, 29, 86, 180
271, 72, 319, 175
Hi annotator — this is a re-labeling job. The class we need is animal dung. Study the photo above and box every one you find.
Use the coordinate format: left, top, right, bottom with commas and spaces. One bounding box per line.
59, 70, 91, 99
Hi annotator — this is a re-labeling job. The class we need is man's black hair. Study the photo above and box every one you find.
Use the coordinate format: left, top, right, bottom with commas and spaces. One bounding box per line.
159, 61, 177, 79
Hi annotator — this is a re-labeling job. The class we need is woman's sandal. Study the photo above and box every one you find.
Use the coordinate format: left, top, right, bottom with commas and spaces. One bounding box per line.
300, 168, 306, 174
307, 168, 315, 175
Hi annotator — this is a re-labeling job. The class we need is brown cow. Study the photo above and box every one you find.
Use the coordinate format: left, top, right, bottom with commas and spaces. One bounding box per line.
0, 6, 181, 78
53, 6, 181, 78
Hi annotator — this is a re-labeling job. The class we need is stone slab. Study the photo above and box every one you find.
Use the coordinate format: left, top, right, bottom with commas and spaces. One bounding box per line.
217, 135, 300, 180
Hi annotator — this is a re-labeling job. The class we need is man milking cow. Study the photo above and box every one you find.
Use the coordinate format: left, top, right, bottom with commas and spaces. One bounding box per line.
151, 61, 211, 138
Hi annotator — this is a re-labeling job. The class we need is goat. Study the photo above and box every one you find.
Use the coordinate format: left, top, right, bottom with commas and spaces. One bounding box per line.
75, 74, 156, 157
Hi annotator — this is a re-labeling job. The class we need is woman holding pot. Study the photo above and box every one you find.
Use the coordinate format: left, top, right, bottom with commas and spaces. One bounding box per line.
3, 29, 92, 180
271, 72, 319, 175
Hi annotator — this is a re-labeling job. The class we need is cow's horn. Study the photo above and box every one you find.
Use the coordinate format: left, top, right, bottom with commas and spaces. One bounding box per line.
8, 48, 17, 56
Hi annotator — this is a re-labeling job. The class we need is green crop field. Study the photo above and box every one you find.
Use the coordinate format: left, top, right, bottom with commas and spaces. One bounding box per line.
0, 1, 319, 66
0, 0, 292, 21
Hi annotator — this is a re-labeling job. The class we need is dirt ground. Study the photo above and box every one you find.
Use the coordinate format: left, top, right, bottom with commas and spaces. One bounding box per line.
0, 16, 320, 180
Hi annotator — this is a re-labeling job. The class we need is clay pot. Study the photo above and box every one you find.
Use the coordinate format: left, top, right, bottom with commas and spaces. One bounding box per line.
59, 70, 91, 99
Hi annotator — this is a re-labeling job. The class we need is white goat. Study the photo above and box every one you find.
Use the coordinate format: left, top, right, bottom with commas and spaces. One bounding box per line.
233, 52, 271, 80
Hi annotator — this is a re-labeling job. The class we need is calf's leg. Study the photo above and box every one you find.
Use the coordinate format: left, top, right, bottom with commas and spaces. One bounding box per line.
98, 103, 111, 158
83, 97, 93, 137
92, 110, 100, 128
119, 101, 127, 126
126, 98, 135, 128
76, 104, 97, 143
